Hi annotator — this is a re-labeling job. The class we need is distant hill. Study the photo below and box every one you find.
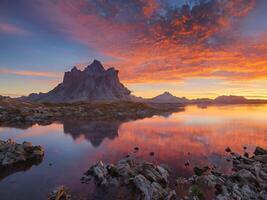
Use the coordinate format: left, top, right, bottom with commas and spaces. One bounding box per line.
214, 95, 247, 104
148, 92, 190, 104
22, 60, 131, 103
191, 95, 267, 105
146, 94, 267, 105
213, 95, 267, 104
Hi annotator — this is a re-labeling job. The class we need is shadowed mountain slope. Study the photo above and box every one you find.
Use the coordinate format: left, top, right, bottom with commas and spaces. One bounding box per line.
23, 60, 131, 103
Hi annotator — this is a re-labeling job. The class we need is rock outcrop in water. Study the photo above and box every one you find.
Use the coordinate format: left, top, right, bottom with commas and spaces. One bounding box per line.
24, 60, 131, 103
0, 139, 44, 166
176, 146, 267, 200
81, 156, 177, 200
48, 186, 71, 200
80, 146, 267, 200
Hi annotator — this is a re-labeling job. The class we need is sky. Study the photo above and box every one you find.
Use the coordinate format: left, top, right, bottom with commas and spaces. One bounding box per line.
0, 0, 267, 99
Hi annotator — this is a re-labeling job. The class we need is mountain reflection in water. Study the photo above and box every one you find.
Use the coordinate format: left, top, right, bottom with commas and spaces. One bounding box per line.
0, 105, 267, 200
63, 120, 122, 147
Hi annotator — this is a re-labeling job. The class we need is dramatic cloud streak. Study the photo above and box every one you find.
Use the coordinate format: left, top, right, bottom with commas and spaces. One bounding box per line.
1, 0, 267, 97
0, 68, 62, 78
25, 0, 267, 83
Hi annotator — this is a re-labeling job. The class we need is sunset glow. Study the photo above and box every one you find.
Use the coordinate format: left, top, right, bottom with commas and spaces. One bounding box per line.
1, 0, 267, 98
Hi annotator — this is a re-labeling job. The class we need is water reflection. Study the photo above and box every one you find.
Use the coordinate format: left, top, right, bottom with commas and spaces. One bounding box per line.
63, 120, 122, 147
0, 105, 267, 200
0, 160, 43, 182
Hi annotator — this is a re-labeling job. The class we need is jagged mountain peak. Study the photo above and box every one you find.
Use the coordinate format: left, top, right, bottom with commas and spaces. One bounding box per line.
23, 59, 131, 103
70, 66, 80, 72
160, 91, 174, 96
84, 59, 105, 74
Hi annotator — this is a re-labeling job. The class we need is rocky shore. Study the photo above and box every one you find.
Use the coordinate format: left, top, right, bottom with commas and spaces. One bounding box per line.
175, 146, 267, 200
0, 139, 44, 167
81, 156, 177, 200
76, 146, 267, 200
0, 98, 182, 128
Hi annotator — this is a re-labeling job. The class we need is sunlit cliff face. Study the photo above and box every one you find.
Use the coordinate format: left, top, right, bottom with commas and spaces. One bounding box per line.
1, 0, 267, 98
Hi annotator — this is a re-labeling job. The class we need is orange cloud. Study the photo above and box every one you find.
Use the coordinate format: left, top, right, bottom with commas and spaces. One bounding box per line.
0, 68, 62, 78
28, 0, 267, 85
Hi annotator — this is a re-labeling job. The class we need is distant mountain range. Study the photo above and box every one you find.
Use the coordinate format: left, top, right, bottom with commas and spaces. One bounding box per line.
131, 93, 267, 105
14, 59, 267, 105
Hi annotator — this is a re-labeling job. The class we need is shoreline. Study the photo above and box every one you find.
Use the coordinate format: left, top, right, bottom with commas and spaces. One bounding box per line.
0, 100, 184, 128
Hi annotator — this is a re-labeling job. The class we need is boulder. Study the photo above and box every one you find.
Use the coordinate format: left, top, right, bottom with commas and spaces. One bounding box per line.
0, 139, 44, 167
48, 186, 71, 200
83, 156, 177, 200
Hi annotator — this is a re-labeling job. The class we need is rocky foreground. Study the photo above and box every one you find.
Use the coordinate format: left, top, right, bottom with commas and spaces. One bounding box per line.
0, 98, 180, 128
72, 146, 267, 200
81, 156, 176, 200
178, 146, 267, 200
0, 139, 44, 167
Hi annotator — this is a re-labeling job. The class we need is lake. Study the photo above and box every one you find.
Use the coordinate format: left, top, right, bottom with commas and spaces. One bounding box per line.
0, 105, 267, 199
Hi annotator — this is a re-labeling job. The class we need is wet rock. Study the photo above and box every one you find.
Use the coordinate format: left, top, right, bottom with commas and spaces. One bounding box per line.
0, 139, 44, 167
225, 147, 231, 153
176, 146, 267, 200
193, 166, 210, 176
254, 146, 267, 156
243, 152, 249, 158
149, 152, 155, 156
134, 174, 153, 200
48, 186, 71, 200
134, 147, 139, 151
184, 160, 190, 167
83, 156, 177, 200
254, 154, 267, 163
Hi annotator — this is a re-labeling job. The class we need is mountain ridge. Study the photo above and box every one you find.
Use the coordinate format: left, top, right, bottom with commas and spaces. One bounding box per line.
22, 60, 131, 103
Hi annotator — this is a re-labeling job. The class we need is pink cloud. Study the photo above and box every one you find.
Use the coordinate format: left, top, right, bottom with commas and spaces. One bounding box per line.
0, 23, 30, 36
25, 0, 267, 84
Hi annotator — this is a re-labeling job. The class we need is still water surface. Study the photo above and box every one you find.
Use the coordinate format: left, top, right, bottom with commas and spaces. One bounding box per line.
0, 105, 267, 199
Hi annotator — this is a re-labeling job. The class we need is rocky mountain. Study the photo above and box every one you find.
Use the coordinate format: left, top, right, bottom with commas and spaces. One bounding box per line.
149, 92, 190, 103
23, 60, 131, 102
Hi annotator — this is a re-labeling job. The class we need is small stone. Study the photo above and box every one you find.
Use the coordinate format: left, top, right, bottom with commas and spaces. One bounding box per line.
149, 152, 155, 156
185, 160, 190, 167
193, 166, 209, 176
225, 147, 231, 153
244, 152, 249, 158
48, 186, 71, 200
254, 146, 267, 155
134, 147, 139, 151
